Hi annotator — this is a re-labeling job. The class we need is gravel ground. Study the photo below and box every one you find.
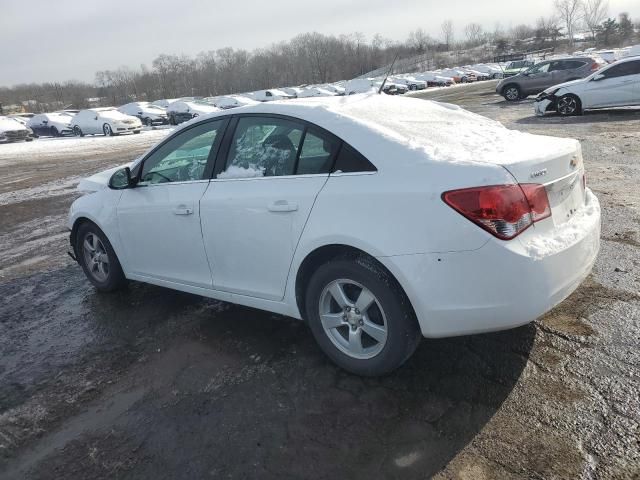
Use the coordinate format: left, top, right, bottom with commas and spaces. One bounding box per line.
0, 84, 638, 479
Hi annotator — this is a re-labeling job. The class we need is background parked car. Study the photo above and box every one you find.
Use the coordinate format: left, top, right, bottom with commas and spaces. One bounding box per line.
345, 79, 377, 95
534, 56, 640, 116
0, 116, 33, 143
414, 72, 454, 87
166, 100, 220, 125
118, 102, 168, 126
390, 76, 427, 90
27, 112, 74, 137
212, 95, 259, 109
497, 57, 604, 101
71, 108, 142, 136
297, 86, 337, 98
247, 89, 296, 102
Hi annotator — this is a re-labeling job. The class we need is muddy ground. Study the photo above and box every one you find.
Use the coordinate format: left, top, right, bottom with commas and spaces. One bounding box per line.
0, 84, 638, 479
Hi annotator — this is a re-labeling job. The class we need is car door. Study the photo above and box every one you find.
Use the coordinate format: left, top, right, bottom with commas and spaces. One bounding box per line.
523, 61, 552, 94
580, 60, 640, 108
30, 115, 45, 136
200, 116, 338, 301
116, 118, 228, 287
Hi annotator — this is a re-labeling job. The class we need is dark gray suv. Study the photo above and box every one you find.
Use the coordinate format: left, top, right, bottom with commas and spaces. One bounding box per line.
496, 57, 603, 101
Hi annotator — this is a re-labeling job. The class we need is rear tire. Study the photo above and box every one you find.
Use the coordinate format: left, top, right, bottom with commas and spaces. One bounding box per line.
503, 84, 521, 101
305, 256, 421, 376
557, 94, 582, 116
76, 222, 127, 292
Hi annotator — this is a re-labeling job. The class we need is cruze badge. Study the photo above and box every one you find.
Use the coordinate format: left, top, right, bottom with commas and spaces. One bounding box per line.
530, 168, 548, 178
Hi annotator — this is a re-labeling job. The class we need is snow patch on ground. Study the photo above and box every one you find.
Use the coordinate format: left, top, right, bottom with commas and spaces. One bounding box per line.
0, 129, 172, 166
0, 175, 82, 206
523, 189, 601, 260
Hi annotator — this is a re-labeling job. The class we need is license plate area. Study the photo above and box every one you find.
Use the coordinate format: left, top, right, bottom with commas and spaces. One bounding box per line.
546, 172, 584, 226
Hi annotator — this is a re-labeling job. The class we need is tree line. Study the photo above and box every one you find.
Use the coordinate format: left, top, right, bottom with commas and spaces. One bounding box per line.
1, 3, 637, 113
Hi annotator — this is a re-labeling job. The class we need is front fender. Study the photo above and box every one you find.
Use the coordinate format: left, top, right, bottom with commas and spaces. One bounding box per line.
68, 189, 125, 268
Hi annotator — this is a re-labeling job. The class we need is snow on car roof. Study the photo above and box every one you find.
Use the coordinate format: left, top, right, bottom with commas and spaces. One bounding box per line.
0, 116, 28, 132
181, 93, 577, 169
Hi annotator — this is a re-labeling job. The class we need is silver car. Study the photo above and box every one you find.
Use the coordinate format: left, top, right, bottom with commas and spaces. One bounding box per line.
497, 57, 603, 101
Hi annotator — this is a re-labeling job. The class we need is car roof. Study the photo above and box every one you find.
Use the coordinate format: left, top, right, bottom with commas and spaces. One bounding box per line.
171, 93, 576, 170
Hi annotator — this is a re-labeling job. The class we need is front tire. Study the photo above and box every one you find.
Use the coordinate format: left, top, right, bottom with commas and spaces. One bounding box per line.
76, 222, 127, 292
51, 126, 59, 137
556, 94, 582, 116
73, 126, 84, 137
103, 123, 114, 136
503, 84, 521, 101
144, 117, 153, 127
305, 257, 421, 376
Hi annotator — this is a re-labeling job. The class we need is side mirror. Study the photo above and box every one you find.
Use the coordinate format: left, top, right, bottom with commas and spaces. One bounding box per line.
42, 120, 48, 124
592, 73, 605, 81
94, 116, 98, 120
109, 167, 136, 189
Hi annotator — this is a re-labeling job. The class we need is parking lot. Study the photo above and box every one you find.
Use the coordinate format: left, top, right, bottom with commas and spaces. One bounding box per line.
0, 81, 639, 479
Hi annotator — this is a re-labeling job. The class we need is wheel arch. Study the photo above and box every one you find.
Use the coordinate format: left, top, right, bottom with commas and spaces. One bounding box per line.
501, 82, 520, 96
294, 244, 417, 325
70, 216, 119, 261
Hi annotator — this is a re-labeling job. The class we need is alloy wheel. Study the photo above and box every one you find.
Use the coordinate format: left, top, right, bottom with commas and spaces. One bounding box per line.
319, 279, 388, 360
82, 233, 110, 282
505, 87, 519, 101
103, 124, 112, 136
558, 96, 577, 115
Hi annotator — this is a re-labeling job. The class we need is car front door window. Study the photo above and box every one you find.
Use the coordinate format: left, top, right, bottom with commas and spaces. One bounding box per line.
219, 117, 304, 178
140, 120, 224, 184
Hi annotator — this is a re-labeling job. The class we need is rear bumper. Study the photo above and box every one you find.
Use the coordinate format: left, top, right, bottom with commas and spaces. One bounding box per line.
379, 189, 601, 338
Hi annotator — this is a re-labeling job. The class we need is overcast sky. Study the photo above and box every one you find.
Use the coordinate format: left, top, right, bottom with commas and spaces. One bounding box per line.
2, 0, 638, 86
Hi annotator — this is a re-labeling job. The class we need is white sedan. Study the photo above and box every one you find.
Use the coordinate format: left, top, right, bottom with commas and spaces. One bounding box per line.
118, 102, 168, 126
71, 108, 142, 136
68, 94, 600, 375
534, 56, 640, 116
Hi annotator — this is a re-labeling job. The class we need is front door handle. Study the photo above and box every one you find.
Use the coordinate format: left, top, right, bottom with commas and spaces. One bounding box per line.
268, 200, 298, 212
173, 205, 194, 215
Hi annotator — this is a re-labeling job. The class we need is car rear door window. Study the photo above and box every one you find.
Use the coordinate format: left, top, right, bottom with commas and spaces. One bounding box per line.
332, 143, 377, 173
140, 120, 225, 184
220, 117, 304, 178
296, 129, 339, 175
602, 61, 640, 79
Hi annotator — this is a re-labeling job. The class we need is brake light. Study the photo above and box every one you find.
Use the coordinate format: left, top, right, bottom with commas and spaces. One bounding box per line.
591, 62, 600, 71
442, 184, 551, 240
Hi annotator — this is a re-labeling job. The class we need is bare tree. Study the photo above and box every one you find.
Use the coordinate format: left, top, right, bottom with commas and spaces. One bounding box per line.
464, 23, 483, 45
407, 28, 432, 53
582, 0, 608, 41
555, 0, 584, 47
441, 20, 454, 50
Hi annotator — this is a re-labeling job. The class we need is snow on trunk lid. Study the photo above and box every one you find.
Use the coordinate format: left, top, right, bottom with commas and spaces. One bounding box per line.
501, 146, 586, 226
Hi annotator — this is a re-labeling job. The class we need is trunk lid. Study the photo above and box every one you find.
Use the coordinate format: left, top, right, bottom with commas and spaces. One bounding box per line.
501, 146, 586, 226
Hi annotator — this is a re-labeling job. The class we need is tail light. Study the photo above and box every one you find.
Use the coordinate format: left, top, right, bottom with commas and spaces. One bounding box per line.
442, 184, 551, 240
591, 62, 600, 71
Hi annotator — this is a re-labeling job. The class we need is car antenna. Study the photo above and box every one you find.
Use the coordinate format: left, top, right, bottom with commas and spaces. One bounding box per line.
378, 53, 399, 94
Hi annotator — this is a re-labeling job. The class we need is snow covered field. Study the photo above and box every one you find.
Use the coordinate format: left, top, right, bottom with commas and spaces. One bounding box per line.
0, 128, 172, 166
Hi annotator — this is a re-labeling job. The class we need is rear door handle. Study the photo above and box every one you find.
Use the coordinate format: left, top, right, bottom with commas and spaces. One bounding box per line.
268, 200, 298, 212
173, 205, 194, 215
